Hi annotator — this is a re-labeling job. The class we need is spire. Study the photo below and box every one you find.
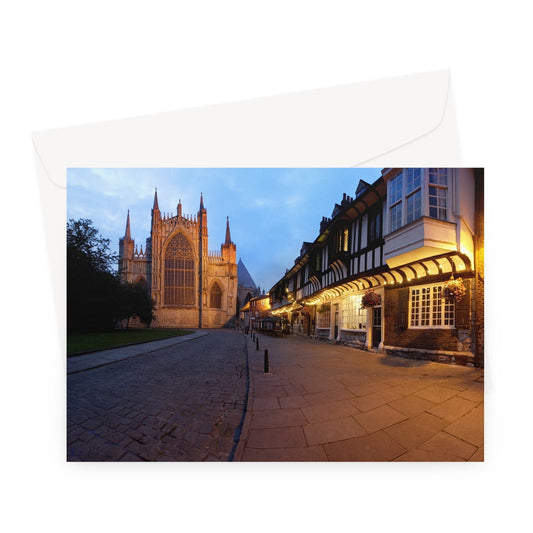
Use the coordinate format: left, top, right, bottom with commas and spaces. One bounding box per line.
199, 192, 205, 211
225, 216, 232, 244
153, 188, 159, 210
125, 210, 131, 239
177, 198, 182, 218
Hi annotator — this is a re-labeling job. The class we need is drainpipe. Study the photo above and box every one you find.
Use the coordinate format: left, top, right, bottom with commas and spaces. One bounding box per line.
198, 214, 203, 329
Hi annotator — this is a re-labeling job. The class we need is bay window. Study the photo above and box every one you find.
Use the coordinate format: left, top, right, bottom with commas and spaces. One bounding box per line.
387, 168, 450, 232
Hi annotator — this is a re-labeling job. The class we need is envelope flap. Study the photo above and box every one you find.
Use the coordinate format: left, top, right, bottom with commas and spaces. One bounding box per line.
33, 70, 451, 188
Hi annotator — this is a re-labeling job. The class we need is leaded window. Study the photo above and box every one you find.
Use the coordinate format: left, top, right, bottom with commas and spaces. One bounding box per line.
342, 228, 350, 252
164, 233, 195, 306
410, 283, 454, 328
340, 294, 367, 330
316, 308, 331, 329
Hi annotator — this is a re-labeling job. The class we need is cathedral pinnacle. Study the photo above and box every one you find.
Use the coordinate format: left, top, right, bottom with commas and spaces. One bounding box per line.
199, 192, 205, 211
225, 216, 232, 245
125, 210, 131, 239
153, 188, 159, 210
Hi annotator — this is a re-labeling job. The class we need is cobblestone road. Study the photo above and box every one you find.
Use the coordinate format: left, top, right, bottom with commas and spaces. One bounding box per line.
67, 330, 248, 461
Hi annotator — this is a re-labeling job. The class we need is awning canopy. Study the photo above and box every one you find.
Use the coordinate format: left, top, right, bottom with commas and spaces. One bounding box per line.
273, 251, 472, 311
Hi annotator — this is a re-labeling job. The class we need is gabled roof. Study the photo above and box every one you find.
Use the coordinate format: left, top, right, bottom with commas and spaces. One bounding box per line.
237, 258, 257, 289
355, 179, 372, 197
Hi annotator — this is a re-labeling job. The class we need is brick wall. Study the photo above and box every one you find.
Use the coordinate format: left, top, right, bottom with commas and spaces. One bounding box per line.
474, 169, 484, 368
384, 282, 472, 353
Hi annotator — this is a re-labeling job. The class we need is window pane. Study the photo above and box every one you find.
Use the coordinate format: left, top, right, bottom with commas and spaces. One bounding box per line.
432, 286, 442, 325
406, 168, 421, 193
429, 168, 448, 185
428, 184, 447, 221
410, 288, 420, 326
317, 308, 331, 329
406, 189, 421, 224
444, 298, 455, 326
341, 295, 367, 330
421, 287, 431, 326
390, 173, 403, 204
390, 203, 402, 232
410, 283, 455, 328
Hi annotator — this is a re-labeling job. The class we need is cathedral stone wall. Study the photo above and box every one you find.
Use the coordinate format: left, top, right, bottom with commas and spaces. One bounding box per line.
118, 191, 237, 329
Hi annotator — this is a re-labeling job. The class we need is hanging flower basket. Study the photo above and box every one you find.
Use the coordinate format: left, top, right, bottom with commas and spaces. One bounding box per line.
301, 306, 310, 317
443, 276, 466, 303
318, 302, 331, 313
361, 289, 381, 308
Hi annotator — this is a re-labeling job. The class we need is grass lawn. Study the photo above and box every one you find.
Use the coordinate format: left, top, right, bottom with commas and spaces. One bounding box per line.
67, 329, 195, 356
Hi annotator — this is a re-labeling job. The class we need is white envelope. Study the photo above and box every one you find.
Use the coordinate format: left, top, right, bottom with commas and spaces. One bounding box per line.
32, 69, 461, 351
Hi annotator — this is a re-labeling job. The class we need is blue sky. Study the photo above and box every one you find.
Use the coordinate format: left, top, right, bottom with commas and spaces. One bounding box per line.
67, 168, 383, 291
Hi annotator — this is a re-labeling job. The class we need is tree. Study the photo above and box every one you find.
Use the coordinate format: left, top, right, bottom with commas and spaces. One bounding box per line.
67, 219, 155, 332
117, 281, 155, 328
67, 219, 120, 332
67, 218, 117, 273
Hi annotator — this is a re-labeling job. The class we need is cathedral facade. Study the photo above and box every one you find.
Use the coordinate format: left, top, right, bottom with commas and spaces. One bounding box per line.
118, 190, 237, 329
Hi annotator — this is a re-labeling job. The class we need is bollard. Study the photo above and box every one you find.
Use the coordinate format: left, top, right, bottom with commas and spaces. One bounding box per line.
256, 337, 259, 350
264, 349, 269, 373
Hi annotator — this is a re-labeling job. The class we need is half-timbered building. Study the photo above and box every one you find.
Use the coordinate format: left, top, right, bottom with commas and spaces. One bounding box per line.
270, 168, 484, 367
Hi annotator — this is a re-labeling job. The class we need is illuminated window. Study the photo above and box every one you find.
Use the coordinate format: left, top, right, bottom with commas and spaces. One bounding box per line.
163, 233, 195, 306
410, 283, 454, 328
342, 228, 349, 252
210, 282, 222, 308
340, 294, 367, 330
316, 308, 331, 329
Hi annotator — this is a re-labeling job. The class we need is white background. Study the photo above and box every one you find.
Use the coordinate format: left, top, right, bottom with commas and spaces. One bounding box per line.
1, 1, 530, 531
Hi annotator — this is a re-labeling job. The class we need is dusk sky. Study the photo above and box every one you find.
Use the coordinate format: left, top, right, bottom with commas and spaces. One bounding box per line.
67, 168, 383, 291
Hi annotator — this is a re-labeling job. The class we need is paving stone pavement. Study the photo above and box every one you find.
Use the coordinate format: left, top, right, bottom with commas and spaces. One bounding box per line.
234, 331, 484, 462
67, 330, 248, 461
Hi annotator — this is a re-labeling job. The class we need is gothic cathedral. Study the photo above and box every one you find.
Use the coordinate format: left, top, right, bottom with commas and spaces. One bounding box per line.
118, 190, 237, 328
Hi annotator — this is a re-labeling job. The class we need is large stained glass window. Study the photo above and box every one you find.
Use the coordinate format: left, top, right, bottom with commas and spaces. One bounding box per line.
164, 233, 195, 305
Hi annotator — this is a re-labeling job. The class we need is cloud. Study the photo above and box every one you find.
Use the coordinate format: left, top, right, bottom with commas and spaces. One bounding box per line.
67, 167, 383, 290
